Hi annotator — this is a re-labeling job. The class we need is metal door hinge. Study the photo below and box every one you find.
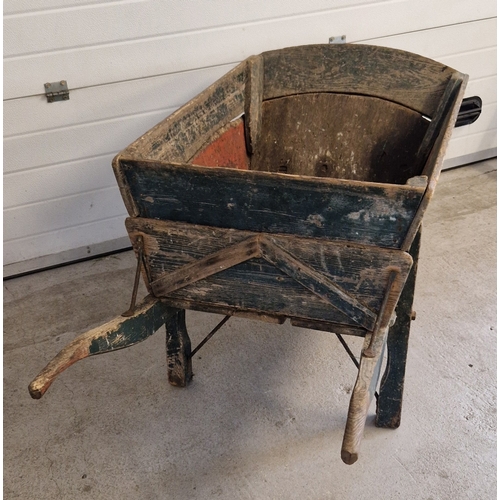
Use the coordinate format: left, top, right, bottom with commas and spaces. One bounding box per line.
44, 81, 70, 103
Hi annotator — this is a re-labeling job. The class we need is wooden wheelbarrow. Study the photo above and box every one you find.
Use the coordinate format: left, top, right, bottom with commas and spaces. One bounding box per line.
29, 44, 467, 464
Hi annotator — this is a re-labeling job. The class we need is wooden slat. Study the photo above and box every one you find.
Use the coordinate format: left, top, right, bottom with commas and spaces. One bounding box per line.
416, 74, 463, 172
251, 93, 429, 183
116, 61, 247, 164
117, 161, 425, 248
150, 235, 262, 296
289, 318, 366, 337
401, 73, 468, 251
126, 218, 413, 327
244, 54, 264, 155
259, 237, 377, 330
261, 44, 456, 116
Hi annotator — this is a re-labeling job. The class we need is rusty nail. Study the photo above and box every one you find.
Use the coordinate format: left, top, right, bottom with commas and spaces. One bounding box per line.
411, 310, 417, 321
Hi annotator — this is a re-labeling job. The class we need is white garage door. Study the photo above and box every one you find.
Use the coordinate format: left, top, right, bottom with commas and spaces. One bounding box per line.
4, 1, 496, 277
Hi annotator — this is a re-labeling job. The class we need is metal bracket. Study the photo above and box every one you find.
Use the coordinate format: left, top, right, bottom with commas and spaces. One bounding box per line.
44, 81, 70, 103
122, 236, 144, 317
329, 35, 347, 44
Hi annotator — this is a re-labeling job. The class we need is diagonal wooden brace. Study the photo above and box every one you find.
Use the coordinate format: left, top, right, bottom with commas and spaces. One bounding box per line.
148, 233, 378, 332
259, 237, 377, 331
28, 295, 174, 399
150, 236, 262, 297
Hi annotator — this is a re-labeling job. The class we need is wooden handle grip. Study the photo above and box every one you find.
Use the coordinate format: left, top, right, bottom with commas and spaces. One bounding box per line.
29, 342, 88, 399
28, 296, 172, 399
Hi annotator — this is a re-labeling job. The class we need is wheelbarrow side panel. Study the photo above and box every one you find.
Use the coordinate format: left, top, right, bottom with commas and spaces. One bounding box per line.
119, 160, 426, 249
126, 217, 413, 330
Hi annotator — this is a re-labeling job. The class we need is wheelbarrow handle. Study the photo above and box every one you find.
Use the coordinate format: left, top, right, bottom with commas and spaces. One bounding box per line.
28, 295, 174, 399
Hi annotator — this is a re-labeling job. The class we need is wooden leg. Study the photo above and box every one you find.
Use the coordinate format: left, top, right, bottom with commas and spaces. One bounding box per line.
341, 328, 388, 465
165, 309, 193, 387
28, 296, 173, 399
375, 228, 421, 428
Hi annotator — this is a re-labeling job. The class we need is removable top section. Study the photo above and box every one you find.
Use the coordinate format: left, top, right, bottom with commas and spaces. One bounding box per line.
113, 44, 467, 248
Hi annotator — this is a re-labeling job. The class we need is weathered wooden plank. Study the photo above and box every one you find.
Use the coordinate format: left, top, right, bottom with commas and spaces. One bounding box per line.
244, 54, 264, 155
118, 161, 425, 248
401, 73, 468, 251
126, 218, 413, 327
341, 328, 389, 465
251, 93, 429, 183
28, 295, 173, 399
157, 297, 287, 324
416, 76, 462, 164
289, 318, 366, 337
259, 237, 377, 330
261, 44, 457, 116
113, 59, 247, 165
151, 235, 262, 297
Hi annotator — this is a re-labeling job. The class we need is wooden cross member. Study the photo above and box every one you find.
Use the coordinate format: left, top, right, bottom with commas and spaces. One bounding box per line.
150, 235, 378, 332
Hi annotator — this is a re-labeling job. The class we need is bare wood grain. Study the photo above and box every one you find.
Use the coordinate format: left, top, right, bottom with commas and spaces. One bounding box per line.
244, 54, 264, 155
252, 93, 429, 184
28, 295, 173, 399
114, 60, 247, 165
341, 329, 388, 465
261, 44, 457, 116
150, 235, 262, 296
260, 237, 377, 330
401, 73, 468, 251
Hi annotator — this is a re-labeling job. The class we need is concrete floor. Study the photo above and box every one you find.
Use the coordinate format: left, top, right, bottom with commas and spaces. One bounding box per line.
4, 159, 496, 499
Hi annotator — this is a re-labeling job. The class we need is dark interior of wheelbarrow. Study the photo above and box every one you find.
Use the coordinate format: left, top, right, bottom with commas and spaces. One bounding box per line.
116, 44, 464, 193
192, 92, 430, 185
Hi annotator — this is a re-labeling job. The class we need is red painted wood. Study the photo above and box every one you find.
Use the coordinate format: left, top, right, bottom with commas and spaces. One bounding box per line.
192, 120, 250, 170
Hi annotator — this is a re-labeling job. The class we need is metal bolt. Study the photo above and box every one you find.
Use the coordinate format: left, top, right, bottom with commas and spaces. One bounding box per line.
44, 83, 50, 89
60, 80, 66, 86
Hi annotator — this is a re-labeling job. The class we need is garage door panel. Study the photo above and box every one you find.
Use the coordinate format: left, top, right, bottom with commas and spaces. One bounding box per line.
3, 216, 128, 267
4, 1, 497, 275
4, 153, 117, 209
4, 107, 174, 174
4, 2, 495, 99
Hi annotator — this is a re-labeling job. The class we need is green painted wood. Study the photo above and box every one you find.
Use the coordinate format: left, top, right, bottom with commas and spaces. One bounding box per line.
259, 238, 377, 330
376, 227, 421, 428
119, 161, 424, 248
88, 296, 174, 354
28, 295, 174, 399
126, 218, 413, 328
